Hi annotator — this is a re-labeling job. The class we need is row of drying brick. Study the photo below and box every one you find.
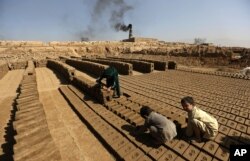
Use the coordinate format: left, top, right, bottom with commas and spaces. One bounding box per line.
120, 72, 250, 105
0, 62, 9, 79
47, 59, 75, 82
120, 78, 250, 144
121, 79, 250, 127
67, 84, 230, 161
71, 75, 113, 104
178, 66, 250, 80
59, 85, 154, 160
100, 57, 154, 73
81, 57, 133, 75
120, 74, 250, 119
65, 85, 186, 161
121, 83, 250, 152
12, 66, 61, 161
46, 59, 115, 104
105, 56, 177, 71
65, 58, 108, 77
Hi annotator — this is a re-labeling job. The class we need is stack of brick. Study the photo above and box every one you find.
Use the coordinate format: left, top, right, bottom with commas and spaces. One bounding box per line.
34, 59, 47, 67
59, 56, 70, 63
0, 62, 9, 79
81, 57, 133, 75
168, 61, 177, 69
65, 59, 108, 77
24, 61, 35, 76
13, 64, 61, 161
9, 61, 27, 70
72, 76, 113, 105
102, 57, 154, 73
139, 59, 168, 71
47, 59, 75, 82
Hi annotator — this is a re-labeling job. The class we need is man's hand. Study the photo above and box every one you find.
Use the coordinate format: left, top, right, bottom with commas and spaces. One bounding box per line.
107, 87, 111, 92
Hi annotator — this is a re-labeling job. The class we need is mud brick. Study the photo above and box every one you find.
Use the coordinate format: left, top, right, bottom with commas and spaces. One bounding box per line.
123, 110, 136, 120
190, 140, 205, 149
217, 111, 227, 117
157, 108, 169, 114
213, 115, 220, 120
123, 148, 144, 161
173, 140, 189, 155
140, 144, 153, 154
248, 127, 250, 135
235, 116, 245, 124
117, 142, 137, 158
183, 145, 200, 161
137, 155, 152, 161
203, 141, 219, 155
16, 105, 42, 115
118, 108, 131, 116
235, 123, 247, 133
105, 101, 117, 108
225, 113, 236, 120
127, 113, 141, 124
95, 122, 110, 131
218, 125, 230, 135
105, 133, 122, 145
129, 104, 141, 112
228, 129, 241, 140
133, 117, 145, 127
226, 120, 237, 129
245, 119, 250, 126
117, 99, 130, 105
231, 109, 239, 115
214, 146, 229, 161
158, 150, 177, 161
225, 137, 239, 149
209, 109, 220, 115
215, 133, 226, 146
222, 107, 231, 113
195, 151, 212, 161
239, 111, 248, 118
18, 92, 38, 99
239, 133, 250, 144
17, 96, 39, 104
113, 105, 126, 114
175, 156, 186, 161
110, 104, 123, 112
218, 117, 228, 125
165, 139, 179, 149
148, 145, 167, 160
111, 137, 129, 151
101, 128, 117, 139
125, 102, 136, 108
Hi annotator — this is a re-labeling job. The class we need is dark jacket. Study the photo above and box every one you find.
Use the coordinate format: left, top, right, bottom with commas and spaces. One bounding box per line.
97, 66, 121, 96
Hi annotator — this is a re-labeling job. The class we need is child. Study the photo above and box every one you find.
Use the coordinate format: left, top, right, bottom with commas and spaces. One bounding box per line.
136, 106, 177, 145
181, 96, 218, 142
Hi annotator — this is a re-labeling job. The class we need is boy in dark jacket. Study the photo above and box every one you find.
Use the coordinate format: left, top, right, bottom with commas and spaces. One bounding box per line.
96, 66, 121, 98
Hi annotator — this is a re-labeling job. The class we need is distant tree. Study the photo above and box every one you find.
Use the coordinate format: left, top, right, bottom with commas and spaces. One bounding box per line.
194, 38, 206, 45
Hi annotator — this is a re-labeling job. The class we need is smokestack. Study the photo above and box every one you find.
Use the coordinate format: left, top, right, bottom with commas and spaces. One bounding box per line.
128, 24, 133, 39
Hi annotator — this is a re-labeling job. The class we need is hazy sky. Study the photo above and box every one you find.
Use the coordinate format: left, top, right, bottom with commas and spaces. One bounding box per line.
0, 0, 250, 47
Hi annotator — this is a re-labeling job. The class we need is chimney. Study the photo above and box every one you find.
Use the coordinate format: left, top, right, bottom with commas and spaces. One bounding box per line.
128, 24, 133, 39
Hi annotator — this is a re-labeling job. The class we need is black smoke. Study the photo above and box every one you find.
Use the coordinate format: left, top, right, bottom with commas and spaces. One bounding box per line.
82, 0, 133, 40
